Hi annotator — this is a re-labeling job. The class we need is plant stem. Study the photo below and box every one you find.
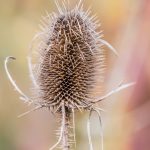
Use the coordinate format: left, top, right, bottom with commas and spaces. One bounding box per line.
61, 102, 70, 150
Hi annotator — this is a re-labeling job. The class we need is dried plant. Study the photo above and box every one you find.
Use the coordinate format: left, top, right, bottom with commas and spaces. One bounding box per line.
4, 0, 135, 150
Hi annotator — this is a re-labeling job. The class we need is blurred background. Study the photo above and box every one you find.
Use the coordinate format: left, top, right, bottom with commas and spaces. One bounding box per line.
0, 0, 150, 150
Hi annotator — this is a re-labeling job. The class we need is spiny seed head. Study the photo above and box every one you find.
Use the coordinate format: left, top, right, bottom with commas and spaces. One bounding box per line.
31, 1, 105, 113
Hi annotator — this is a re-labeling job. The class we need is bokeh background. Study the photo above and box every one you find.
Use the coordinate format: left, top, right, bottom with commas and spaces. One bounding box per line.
0, 0, 150, 150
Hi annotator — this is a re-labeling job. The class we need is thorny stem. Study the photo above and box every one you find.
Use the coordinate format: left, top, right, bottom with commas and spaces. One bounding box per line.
49, 101, 71, 150
49, 119, 64, 150
72, 108, 76, 148
62, 101, 70, 150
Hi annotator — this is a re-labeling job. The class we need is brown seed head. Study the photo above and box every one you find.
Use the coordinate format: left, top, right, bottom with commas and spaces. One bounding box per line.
31, 2, 105, 113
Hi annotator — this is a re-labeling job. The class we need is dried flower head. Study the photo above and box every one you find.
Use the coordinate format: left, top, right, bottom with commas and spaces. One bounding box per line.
5, 0, 134, 150
33, 2, 104, 112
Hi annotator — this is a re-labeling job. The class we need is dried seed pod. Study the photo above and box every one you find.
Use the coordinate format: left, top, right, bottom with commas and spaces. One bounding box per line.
31, 1, 105, 113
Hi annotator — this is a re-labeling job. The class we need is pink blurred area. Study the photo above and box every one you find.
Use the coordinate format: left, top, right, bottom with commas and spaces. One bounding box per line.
0, 0, 150, 150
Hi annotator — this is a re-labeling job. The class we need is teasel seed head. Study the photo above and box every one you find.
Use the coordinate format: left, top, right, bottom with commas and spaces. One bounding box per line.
31, 0, 105, 114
